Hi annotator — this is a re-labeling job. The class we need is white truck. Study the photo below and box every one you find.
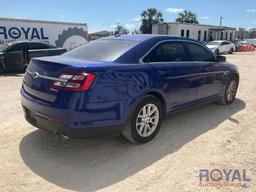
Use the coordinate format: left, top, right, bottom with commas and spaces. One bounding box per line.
0, 18, 88, 51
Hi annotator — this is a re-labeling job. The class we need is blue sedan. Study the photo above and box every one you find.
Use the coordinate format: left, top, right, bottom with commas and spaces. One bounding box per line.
21, 35, 239, 143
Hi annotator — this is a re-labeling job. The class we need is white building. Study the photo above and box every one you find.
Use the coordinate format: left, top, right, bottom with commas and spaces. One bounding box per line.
152, 22, 236, 42
235, 28, 250, 40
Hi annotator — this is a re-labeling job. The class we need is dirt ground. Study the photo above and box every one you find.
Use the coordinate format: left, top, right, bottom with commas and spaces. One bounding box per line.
0, 52, 255, 192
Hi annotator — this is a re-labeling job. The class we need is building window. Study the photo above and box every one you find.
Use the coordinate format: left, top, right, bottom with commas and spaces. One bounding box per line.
198, 30, 201, 41
186, 30, 190, 38
209, 31, 213, 41
204, 31, 207, 41
230, 33, 233, 41
221, 32, 224, 40
181, 29, 185, 37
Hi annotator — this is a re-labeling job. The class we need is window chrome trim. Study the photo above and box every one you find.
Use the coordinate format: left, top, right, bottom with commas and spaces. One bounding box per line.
139, 39, 216, 64
26, 69, 67, 82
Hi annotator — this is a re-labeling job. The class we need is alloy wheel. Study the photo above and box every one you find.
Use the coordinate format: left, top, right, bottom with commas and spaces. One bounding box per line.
136, 104, 159, 137
226, 80, 237, 102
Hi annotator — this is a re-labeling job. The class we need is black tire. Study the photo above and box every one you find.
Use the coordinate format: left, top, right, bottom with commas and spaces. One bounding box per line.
215, 49, 219, 55
229, 48, 234, 54
122, 95, 163, 144
0, 64, 5, 75
218, 76, 238, 105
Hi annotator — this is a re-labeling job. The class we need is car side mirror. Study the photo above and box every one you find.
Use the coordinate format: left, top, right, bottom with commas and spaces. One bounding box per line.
215, 55, 226, 62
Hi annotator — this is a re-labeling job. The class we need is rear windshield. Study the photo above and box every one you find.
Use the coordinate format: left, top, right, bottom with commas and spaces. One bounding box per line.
64, 39, 138, 61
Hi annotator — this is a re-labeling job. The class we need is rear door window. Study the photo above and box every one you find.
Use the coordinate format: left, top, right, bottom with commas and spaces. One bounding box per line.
143, 41, 189, 63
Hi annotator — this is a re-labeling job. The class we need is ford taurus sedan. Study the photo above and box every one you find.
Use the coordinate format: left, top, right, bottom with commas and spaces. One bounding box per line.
21, 35, 239, 143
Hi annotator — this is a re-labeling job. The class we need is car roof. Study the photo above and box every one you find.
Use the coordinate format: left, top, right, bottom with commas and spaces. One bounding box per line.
102, 34, 195, 42
210, 40, 230, 43
7, 41, 52, 45
5, 41, 55, 48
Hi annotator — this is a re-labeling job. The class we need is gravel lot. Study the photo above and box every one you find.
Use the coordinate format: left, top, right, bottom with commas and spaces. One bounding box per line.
0, 52, 255, 192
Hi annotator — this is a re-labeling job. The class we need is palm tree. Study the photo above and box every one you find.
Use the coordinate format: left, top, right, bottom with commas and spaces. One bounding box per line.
140, 8, 164, 34
132, 29, 141, 34
176, 10, 199, 24
114, 23, 129, 35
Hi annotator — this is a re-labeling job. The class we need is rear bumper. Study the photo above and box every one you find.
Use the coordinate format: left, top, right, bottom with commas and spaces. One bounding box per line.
20, 85, 128, 138
22, 105, 124, 138
21, 85, 129, 123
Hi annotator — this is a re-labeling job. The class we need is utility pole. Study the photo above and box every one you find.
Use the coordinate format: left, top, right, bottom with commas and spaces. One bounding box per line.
220, 16, 224, 27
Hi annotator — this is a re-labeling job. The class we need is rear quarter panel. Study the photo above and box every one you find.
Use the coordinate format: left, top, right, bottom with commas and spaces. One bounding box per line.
87, 63, 159, 123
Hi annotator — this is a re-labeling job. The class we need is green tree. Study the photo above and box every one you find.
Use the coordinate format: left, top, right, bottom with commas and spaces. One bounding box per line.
176, 10, 199, 24
114, 23, 129, 35
132, 29, 141, 34
140, 8, 164, 34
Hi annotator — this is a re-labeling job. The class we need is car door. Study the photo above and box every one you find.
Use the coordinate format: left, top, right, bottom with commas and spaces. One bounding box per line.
142, 40, 203, 111
28, 42, 49, 61
185, 42, 224, 100
225, 41, 233, 51
219, 42, 226, 53
222, 41, 231, 52
4, 42, 27, 71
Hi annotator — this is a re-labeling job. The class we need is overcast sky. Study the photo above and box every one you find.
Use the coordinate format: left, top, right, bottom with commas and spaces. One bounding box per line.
0, 0, 255, 32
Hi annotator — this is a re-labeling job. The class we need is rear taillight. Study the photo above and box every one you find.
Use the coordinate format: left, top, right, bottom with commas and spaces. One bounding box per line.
51, 72, 96, 91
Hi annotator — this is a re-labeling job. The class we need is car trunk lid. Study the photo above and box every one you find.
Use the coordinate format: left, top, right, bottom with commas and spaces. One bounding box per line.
23, 56, 103, 102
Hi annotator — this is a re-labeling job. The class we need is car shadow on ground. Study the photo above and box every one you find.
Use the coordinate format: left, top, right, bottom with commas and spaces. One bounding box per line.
1, 72, 24, 77
19, 99, 246, 191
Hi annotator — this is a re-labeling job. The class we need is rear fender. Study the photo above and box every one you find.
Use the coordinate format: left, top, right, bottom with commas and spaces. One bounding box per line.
123, 89, 168, 123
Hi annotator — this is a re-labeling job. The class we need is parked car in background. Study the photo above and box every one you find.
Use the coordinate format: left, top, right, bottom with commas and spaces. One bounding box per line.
0, 41, 66, 73
243, 39, 256, 47
236, 40, 255, 52
21, 35, 239, 143
206, 40, 235, 55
